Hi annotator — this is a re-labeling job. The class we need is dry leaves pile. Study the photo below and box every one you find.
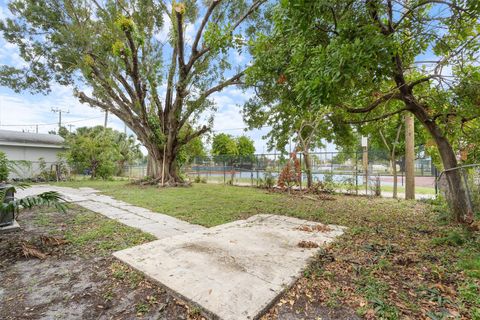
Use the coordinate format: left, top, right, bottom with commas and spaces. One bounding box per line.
264, 197, 480, 319
297, 240, 319, 248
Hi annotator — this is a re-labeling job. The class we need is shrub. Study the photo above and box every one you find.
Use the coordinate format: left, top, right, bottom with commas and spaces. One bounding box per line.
258, 170, 276, 189
194, 175, 207, 183
278, 152, 301, 191
369, 175, 381, 197
0, 151, 9, 182
343, 177, 358, 194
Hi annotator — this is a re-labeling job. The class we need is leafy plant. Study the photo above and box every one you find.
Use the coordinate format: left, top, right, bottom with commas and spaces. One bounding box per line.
369, 175, 381, 197
342, 177, 358, 195
194, 175, 207, 184
0, 185, 67, 222
278, 152, 301, 191
37, 157, 56, 181
259, 169, 276, 189
322, 172, 336, 193
0, 151, 9, 182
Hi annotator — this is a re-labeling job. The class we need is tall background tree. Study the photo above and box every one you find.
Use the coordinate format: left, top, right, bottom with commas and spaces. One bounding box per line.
236, 135, 255, 157
211, 133, 238, 156
0, 0, 267, 185
249, 0, 480, 222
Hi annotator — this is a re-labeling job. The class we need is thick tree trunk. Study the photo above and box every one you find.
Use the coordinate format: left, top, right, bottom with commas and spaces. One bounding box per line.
146, 148, 182, 185
304, 152, 313, 188
412, 108, 470, 222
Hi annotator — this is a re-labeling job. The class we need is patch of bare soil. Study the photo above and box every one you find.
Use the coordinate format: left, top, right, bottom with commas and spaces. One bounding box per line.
0, 206, 203, 320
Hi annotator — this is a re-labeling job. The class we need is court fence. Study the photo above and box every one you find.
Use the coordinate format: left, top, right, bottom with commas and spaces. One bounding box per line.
181, 151, 437, 196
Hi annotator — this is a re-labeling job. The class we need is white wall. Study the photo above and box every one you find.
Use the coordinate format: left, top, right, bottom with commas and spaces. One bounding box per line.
1, 145, 64, 179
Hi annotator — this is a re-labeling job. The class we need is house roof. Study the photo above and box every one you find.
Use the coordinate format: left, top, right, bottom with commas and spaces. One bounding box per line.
0, 130, 64, 148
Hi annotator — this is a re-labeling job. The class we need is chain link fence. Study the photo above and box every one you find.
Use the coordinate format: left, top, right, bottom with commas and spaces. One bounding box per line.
121, 151, 431, 197
181, 152, 436, 196
8, 160, 70, 182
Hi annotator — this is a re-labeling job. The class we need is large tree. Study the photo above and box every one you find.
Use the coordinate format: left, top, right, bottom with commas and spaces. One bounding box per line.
0, 0, 266, 184
211, 133, 238, 156
244, 26, 354, 188
236, 135, 255, 157
252, 0, 480, 222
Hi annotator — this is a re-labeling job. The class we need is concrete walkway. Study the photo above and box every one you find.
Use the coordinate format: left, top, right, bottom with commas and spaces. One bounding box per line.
18, 185, 345, 320
16, 185, 205, 239
115, 215, 345, 320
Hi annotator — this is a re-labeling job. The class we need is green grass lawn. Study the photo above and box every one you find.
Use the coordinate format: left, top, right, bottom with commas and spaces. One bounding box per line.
352, 184, 436, 195
54, 179, 430, 228
54, 179, 436, 226
50, 179, 479, 319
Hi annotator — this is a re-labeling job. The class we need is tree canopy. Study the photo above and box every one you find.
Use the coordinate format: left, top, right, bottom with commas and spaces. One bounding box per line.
248, 0, 480, 222
0, 0, 267, 184
65, 126, 141, 179
211, 133, 238, 156
236, 135, 255, 156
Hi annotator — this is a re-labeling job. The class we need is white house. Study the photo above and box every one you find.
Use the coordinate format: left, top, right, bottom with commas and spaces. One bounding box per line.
0, 130, 66, 179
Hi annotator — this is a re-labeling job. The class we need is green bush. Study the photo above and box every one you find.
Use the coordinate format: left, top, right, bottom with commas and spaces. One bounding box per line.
0, 151, 9, 182
194, 175, 207, 183
259, 169, 275, 189
96, 162, 117, 180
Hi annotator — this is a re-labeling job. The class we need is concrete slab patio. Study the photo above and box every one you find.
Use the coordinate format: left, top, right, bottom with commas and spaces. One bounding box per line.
18, 185, 345, 319
114, 214, 345, 320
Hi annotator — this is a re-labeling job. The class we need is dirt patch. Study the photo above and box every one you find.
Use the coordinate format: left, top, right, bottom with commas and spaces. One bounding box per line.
0, 205, 203, 320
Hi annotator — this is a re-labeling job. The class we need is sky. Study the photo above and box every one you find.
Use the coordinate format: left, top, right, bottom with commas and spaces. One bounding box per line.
0, 1, 452, 156
0, 1, 278, 155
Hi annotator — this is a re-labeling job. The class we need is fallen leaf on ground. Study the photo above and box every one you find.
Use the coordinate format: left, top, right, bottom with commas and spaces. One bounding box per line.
40, 235, 68, 246
298, 241, 319, 248
296, 224, 331, 233
21, 242, 47, 259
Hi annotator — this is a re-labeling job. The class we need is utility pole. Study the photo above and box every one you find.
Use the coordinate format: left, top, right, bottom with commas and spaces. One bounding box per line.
405, 114, 415, 199
51, 108, 69, 132
104, 110, 108, 128
68, 124, 75, 133
403, 0, 415, 200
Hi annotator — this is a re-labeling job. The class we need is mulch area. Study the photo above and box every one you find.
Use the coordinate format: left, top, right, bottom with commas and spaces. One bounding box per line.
0, 205, 204, 320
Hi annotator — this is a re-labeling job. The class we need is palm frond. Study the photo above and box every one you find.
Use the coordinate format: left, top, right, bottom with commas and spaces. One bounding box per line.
0, 190, 67, 215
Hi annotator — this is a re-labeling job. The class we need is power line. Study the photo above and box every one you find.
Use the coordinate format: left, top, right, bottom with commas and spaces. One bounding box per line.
211, 125, 271, 132
51, 107, 69, 130
0, 116, 104, 128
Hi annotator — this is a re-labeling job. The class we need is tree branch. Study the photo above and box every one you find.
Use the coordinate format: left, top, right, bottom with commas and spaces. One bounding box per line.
394, 0, 467, 30
344, 92, 401, 113
197, 71, 245, 101
186, 0, 266, 71
174, 7, 186, 76
345, 108, 408, 124
191, 0, 221, 55
180, 125, 211, 146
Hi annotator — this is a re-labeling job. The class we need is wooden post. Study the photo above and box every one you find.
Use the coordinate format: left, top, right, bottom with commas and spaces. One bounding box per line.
362, 136, 368, 195
161, 145, 166, 186
405, 114, 415, 199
